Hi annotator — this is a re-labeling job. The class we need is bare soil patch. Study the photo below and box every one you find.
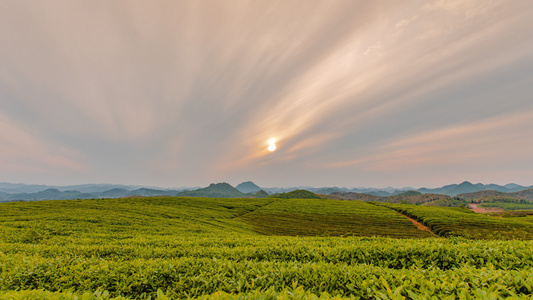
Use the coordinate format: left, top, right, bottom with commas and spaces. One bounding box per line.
404, 216, 436, 236
468, 203, 504, 213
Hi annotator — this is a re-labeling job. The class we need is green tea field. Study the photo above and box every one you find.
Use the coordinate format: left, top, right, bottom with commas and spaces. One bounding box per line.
1, 197, 533, 299
378, 202, 533, 239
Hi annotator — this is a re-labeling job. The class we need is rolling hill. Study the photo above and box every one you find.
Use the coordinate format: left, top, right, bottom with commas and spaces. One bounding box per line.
176, 182, 246, 198
0, 187, 181, 202
0, 188, 94, 202
2, 181, 532, 201
327, 192, 381, 201
267, 189, 321, 199
328, 191, 463, 206
235, 181, 262, 193
2, 196, 533, 298
417, 181, 530, 196
458, 188, 533, 202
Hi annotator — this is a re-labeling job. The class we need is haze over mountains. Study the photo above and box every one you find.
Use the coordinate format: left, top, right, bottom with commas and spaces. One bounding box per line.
176, 183, 267, 198
1, 181, 532, 202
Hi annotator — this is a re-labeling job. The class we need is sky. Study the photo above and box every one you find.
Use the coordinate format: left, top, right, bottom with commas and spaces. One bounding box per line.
1, 1, 533, 189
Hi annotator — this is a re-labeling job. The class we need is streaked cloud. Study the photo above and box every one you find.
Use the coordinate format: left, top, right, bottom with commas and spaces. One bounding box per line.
331, 110, 533, 170
0, 113, 86, 177
0, 0, 532, 187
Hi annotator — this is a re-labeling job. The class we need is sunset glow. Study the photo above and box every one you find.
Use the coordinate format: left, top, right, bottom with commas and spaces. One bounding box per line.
0, 1, 532, 187
267, 138, 277, 152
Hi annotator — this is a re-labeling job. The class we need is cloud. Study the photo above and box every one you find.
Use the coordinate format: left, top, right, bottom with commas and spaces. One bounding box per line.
0, 0, 532, 187
320, 109, 533, 187
372, 110, 533, 169
0, 113, 87, 179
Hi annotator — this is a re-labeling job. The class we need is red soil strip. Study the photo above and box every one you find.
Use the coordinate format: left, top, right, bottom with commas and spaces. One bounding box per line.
404, 215, 436, 236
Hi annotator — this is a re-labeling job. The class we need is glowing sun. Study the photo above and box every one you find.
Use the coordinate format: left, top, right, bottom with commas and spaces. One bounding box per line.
267, 138, 277, 152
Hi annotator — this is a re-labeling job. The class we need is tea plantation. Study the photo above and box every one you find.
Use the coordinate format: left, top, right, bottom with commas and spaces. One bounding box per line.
1, 197, 533, 299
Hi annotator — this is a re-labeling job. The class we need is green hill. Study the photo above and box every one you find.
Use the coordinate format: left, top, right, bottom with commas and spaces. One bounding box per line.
5, 188, 94, 201
176, 182, 245, 198
98, 188, 130, 198
376, 202, 533, 239
396, 190, 422, 197
235, 181, 262, 193
389, 193, 459, 205
328, 191, 463, 206
0, 196, 433, 241
328, 192, 381, 201
240, 198, 432, 238
458, 188, 533, 202
128, 188, 179, 197
252, 189, 269, 198
2, 197, 533, 299
268, 189, 321, 199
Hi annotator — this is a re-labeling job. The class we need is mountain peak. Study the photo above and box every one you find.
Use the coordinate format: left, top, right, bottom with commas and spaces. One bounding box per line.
177, 182, 244, 198
235, 181, 261, 193
208, 182, 233, 188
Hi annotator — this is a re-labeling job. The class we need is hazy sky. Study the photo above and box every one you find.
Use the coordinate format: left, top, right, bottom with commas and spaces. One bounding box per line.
1, 1, 533, 188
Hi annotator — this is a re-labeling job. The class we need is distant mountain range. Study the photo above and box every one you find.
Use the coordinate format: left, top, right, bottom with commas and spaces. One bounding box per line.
458, 189, 533, 202
326, 191, 463, 206
177, 183, 267, 198
0, 183, 184, 202
235, 181, 262, 193
0, 182, 179, 194
416, 181, 531, 196
329, 188, 533, 206
268, 181, 532, 197
0, 181, 531, 202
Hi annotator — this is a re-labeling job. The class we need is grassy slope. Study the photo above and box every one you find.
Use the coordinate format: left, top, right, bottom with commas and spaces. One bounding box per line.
240, 198, 433, 238
459, 188, 533, 202
0, 197, 431, 242
328, 191, 465, 207
377, 202, 533, 239
2, 197, 533, 298
479, 202, 533, 210
0, 197, 277, 247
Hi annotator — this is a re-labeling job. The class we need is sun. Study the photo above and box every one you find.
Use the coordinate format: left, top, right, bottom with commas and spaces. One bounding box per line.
267, 138, 277, 152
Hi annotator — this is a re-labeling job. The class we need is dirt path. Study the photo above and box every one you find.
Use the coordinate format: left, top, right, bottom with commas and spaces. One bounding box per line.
468, 203, 504, 213
404, 215, 437, 236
